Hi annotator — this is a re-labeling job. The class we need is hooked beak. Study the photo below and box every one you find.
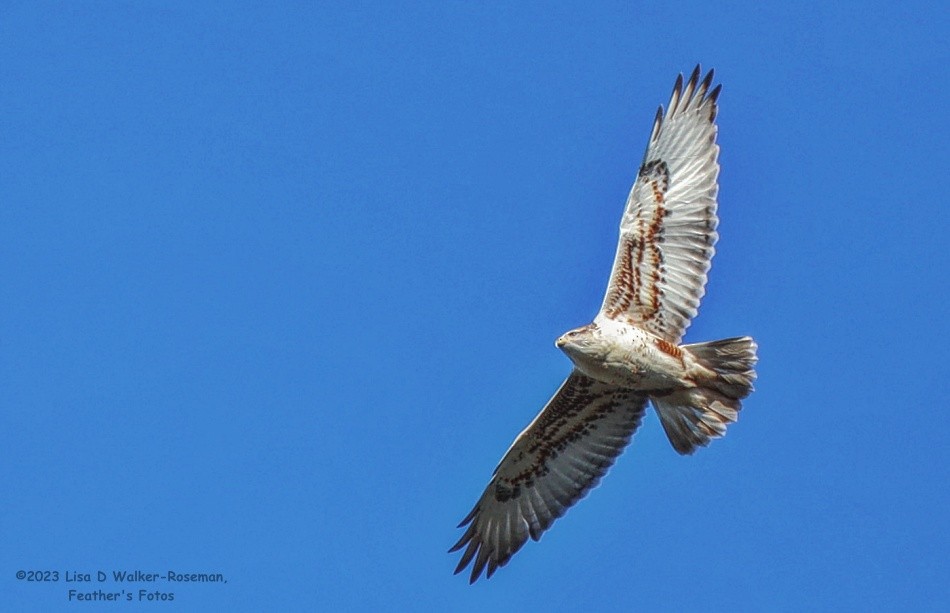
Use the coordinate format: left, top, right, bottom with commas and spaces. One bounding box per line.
555, 335, 567, 348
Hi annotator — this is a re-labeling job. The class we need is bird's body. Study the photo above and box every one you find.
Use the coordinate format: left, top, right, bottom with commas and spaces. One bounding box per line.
451, 66, 758, 583
556, 317, 711, 391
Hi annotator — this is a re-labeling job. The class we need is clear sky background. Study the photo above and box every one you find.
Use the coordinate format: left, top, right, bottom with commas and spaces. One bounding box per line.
2, 2, 947, 611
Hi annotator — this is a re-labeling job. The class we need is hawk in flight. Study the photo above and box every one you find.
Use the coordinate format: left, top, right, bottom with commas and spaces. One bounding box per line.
450, 66, 757, 583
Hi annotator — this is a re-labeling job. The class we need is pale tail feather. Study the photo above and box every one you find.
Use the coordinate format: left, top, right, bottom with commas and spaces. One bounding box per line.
652, 336, 757, 455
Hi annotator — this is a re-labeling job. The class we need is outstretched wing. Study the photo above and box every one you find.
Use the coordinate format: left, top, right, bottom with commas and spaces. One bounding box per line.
450, 371, 648, 583
599, 65, 721, 343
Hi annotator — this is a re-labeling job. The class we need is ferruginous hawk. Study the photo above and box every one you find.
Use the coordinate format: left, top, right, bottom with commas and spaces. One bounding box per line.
450, 66, 757, 583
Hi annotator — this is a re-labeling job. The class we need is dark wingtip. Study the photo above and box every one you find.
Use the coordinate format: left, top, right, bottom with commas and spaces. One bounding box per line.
468, 557, 483, 584
469, 567, 487, 584
649, 105, 664, 143
701, 68, 715, 95
709, 83, 723, 104
449, 521, 476, 553
452, 530, 481, 579
668, 73, 685, 115
456, 504, 478, 528
470, 551, 490, 583
689, 64, 702, 87
454, 544, 475, 574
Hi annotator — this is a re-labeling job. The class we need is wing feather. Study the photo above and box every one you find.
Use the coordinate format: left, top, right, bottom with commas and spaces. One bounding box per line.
449, 371, 648, 583
599, 65, 721, 342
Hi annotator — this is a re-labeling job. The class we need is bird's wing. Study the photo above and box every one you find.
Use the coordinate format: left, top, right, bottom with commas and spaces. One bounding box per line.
598, 65, 721, 343
450, 370, 648, 583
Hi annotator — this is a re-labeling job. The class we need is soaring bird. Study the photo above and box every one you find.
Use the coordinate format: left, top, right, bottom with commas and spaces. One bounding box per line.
450, 66, 757, 583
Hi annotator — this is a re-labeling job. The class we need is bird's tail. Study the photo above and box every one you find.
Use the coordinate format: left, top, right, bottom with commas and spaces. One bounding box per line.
652, 336, 757, 455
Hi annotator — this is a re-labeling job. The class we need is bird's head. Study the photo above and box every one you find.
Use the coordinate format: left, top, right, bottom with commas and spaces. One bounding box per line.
555, 323, 601, 358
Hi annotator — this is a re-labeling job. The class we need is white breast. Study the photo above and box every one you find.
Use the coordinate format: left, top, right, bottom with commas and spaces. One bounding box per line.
572, 318, 691, 391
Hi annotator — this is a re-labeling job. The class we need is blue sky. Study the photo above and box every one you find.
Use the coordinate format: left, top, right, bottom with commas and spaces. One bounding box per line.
2, 2, 947, 611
